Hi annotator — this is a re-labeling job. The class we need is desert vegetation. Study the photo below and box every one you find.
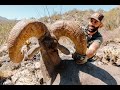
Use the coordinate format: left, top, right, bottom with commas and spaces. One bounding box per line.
0, 6, 120, 46
0, 21, 17, 45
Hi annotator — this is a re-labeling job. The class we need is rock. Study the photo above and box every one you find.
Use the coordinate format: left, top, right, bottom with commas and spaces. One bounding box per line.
3, 79, 13, 85
0, 54, 10, 63
11, 69, 39, 85
34, 62, 41, 69
116, 59, 120, 66
94, 41, 120, 65
0, 70, 13, 78
0, 44, 8, 57
0, 61, 20, 71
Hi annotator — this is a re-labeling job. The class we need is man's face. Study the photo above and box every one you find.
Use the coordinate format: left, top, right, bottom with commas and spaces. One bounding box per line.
87, 18, 102, 33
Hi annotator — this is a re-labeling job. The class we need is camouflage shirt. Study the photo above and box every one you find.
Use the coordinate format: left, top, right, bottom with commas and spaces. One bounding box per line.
81, 26, 103, 48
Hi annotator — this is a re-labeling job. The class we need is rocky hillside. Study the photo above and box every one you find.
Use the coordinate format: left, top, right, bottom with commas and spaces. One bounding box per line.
0, 16, 9, 21
0, 6, 120, 85
0, 34, 120, 85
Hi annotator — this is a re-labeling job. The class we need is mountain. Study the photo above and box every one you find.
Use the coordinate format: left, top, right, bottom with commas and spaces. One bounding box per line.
0, 16, 9, 21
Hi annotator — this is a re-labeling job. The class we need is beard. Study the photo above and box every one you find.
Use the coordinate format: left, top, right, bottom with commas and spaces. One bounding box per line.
87, 25, 99, 33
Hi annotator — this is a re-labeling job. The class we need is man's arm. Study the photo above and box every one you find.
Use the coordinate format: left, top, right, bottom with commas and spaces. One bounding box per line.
86, 40, 101, 58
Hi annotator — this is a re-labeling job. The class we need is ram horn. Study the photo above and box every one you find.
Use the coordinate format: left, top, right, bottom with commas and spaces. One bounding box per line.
49, 20, 87, 55
7, 19, 49, 63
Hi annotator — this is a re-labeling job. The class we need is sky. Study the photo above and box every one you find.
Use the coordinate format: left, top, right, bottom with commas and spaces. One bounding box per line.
0, 5, 117, 20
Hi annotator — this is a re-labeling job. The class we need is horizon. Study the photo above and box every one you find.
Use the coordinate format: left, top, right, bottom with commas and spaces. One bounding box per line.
0, 5, 117, 20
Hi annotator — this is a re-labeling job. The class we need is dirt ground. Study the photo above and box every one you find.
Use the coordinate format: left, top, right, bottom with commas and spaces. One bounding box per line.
0, 31, 120, 85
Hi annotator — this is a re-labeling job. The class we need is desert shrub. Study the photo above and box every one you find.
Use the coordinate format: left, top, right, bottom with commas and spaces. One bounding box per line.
103, 8, 120, 30
0, 21, 17, 45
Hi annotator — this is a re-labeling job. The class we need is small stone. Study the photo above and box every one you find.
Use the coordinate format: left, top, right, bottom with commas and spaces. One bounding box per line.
3, 79, 13, 85
34, 62, 41, 69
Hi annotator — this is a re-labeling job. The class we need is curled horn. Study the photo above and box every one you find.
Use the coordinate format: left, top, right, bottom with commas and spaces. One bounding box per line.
7, 19, 49, 63
49, 20, 87, 55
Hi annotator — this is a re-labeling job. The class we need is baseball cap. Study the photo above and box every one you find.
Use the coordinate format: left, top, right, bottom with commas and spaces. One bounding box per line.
89, 13, 104, 22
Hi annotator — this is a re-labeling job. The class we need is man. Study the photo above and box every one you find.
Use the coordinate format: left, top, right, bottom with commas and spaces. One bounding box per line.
72, 12, 104, 64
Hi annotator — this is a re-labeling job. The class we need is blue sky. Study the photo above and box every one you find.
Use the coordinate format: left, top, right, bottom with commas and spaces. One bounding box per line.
0, 5, 117, 20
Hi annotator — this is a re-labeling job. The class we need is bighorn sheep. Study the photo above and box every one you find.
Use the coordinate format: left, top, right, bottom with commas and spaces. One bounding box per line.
7, 19, 87, 84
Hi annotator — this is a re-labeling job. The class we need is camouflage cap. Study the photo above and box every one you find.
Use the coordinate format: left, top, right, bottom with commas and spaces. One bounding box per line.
89, 13, 104, 22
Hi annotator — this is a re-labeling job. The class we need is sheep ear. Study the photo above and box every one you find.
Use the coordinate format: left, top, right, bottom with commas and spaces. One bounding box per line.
99, 23, 103, 28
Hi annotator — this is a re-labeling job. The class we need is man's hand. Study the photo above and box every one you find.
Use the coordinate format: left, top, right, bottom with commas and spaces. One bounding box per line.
72, 52, 88, 64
